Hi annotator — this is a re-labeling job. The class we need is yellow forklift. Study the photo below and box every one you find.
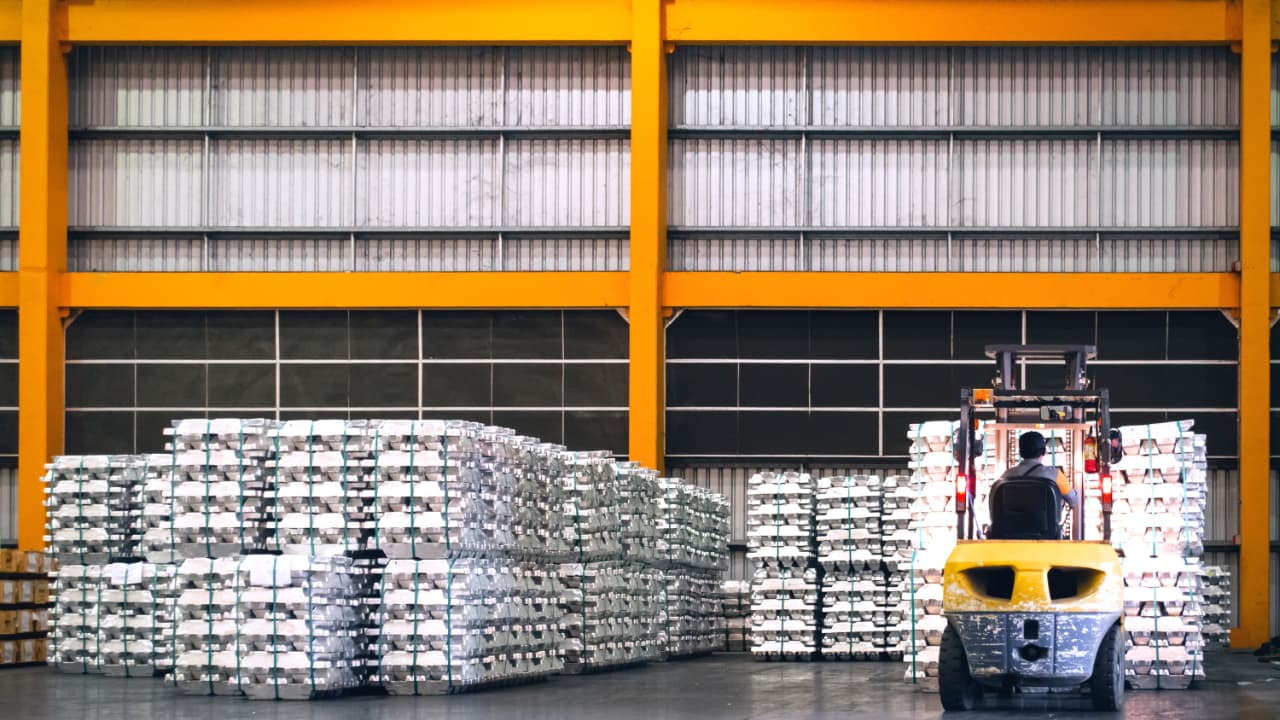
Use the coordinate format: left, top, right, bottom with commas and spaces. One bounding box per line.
939, 345, 1126, 711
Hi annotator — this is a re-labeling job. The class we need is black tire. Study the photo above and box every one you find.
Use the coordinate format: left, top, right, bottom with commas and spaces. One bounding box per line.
1089, 623, 1125, 711
939, 623, 981, 711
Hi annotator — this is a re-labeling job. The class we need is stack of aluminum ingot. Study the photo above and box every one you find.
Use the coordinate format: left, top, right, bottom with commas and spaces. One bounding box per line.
49, 563, 101, 673
617, 462, 662, 567
559, 560, 662, 671
45, 456, 127, 566
165, 419, 277, 558
232, 555, 361, 700
1200, 565, 1231, 648
510, 438, 569, 561
879, 475, 915, 657
720, 580, 751, 651
96, 562, 176, 677
172, 556, 245, 695
747, 471, 818, 658
902, 421, 959, 683
269, 420, 380, 556
655, 478, 729, 658
816, 475, 882, 659
1112, 420, 1207, 690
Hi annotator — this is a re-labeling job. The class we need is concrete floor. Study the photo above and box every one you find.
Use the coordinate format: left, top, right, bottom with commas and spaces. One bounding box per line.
3, 652, 1278, 720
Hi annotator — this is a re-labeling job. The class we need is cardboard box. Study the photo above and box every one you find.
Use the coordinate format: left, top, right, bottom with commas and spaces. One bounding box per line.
0, 580, 13, 605
0, 611, 14, 635
30, 580, 49, 604
18, 638, 45, 663
0, 640, 13, 665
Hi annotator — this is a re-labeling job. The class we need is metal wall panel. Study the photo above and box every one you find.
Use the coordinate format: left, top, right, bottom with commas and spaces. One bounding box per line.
0, 237, 16, 271
810, 47, 948, 128
955, 47, 1093, 127
69, 236, 204, 271
361, 47, 502, 128
504, 138, 629, 227
208, 236, 350, 271
70, 47, 206, 127
502, 237, 629, 271
0, 467, 13, 545
1271, 140, 1279, 229
955, 234, 1097, 272
810, 138, 948, 227
1101, 47, 1238, 127
670, 46, 805, 127
1100, 139, 1238, 227
214, 47, 355, 127
506, 47, 630, 127
1205, 468, 1240, 543
212, 138, 353, 227
1099, 234, 1239, 272
0, 47, 18, 128
955, 139, 1094, 227
355, 236, 497, 272
810, 235, 949, 272
359, 138, 497, 228
669, 137, 800, 227
668, 233, 803, 271
0, 139, 17, 228
673, 465, 751, 543
70, 138, 204, 227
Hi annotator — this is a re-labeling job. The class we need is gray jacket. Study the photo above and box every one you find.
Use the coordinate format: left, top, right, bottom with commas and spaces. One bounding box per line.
991, 458, 1081, 511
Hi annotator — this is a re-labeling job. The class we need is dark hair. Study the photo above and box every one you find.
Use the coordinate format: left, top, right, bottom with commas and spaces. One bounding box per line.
1019, 431, 1047, 459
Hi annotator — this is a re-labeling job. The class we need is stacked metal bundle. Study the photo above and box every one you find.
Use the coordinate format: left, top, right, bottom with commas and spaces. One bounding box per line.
720, 580, 751, 651
269, 420, 380, 556
655, 478, 729, 658
1112, 420, 1208, 690
510, 439, 570, 561
44, 456, 131, 565
172, 557, 247, 696
747, 471, 818, 658
616, 462, 661, 566
49, 563, 101, 673
902, 421, 960, 683
164, 419, 277, 558
96, 562, 176, 677
816, 475, 882, 659
559, 560, 662, 671
1200, 566, 1232, 648
879, 475, 915, 657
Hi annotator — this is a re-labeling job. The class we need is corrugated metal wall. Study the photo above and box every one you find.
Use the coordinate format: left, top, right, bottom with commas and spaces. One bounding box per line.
0, 46, 17, 272
0, 467, 13, 545
67, 47, 630, 271
669, 46, 1241, 272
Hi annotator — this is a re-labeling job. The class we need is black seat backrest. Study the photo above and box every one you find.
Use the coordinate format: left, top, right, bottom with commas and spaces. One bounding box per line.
989, 477, 1062, 540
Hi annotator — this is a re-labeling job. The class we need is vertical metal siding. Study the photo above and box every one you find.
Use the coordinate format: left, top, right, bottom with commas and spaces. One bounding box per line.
1099, 234, 1238, 272
669, 46, 805, 127
70, 47, 206, 127
208, 236, 350, 271
955, 234, 1097, 272
1100, 139, 1238, 227
502, 237, 629, 271
955, 47, 1094, 127
0, 237, 16, 271
0, 467, 14, 544
504, 138, 629, 227
0, 46, 19, 128
70, 138, 204, 227
667, 233, 803, 271
669, 137, 801, 227
214, 47, 355, 127
68, 236, 204, 271
1271, 140, 1279, 230
359, 138, 498, 228
955, 139, 1095, 227
361, 47, 502, 128
808, 235, 950, 272
355, 236, 498, 272
1204, 468, 1240, 543
809, 139, 948, 227
0, 139, 17, 228
507, 47, 630, 127
810, 47, 948, 127
212, 138, 352, 227
1101, 47, 1239, 127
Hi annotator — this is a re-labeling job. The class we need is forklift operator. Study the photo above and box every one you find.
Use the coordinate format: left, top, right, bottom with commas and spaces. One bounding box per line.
990, 430, 1081, 521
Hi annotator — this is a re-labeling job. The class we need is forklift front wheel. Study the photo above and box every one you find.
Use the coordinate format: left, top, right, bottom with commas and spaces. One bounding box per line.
1089, 623, 1125, 711
939, 623, 981, 711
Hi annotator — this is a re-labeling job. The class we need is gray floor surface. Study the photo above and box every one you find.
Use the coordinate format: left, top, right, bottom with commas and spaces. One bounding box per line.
2, 652, 1278, 719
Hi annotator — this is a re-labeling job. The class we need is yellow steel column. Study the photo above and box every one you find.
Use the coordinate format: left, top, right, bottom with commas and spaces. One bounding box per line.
1235, 0, 1273, 649
17, 0, 67, 550
628, 0, 666, 471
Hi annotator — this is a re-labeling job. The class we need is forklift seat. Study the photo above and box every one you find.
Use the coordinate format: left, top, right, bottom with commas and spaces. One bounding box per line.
988, 478, 1063, 540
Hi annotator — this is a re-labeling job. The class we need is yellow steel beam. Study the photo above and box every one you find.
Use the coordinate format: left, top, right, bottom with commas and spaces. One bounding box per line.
629, 0, 667, 472
0, 0, 19, 43
64, 272, 629, 309
1233, 0, 1273, 651
0, 273, 19, 307
64, 0, 630, 44
665, 272, 1242, 309
666, 0, 1241, 44
18, 0, 67, 551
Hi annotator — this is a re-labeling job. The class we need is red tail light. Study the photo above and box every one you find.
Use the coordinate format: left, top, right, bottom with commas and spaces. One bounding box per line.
955, 473, 968, 508
1100, 474, 1113, 505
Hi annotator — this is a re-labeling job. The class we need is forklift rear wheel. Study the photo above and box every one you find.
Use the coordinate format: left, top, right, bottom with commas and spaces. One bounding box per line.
939, 623, 981, 711
1089, 623, 1125, 711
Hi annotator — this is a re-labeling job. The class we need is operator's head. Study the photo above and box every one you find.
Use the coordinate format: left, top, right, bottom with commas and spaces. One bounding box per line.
1019, 431, 1047, 460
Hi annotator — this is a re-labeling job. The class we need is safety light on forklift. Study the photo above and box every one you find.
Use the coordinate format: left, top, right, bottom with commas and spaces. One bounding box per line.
1100, 474, 1114, 505
955, 473, 967, 507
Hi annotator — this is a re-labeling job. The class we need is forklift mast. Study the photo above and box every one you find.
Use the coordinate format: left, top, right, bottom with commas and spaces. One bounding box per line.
955, 345, 1114, 542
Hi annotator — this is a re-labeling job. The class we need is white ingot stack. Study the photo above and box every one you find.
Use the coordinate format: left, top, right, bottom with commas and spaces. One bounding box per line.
97, 562, 177, 677
141, 453, 181, 565
747, 471, 817, 658
172, 557, 246, 696
559, 560, 662, 671
1200, 566, 1232, 648
233, 555, 360, 700
720, 580, 751, 652
616, 462, 663, 661
44, 456, 119, 566
511, 439, 569, 561
165, 419, 278, 558
1112, 420, 1208, 690
655, 478, 729, 659
902, 421, 959, 684
269, 420, 380, 556
879, 475, 916, 657
816, 475, 882, 659
50, 563, 101, 674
